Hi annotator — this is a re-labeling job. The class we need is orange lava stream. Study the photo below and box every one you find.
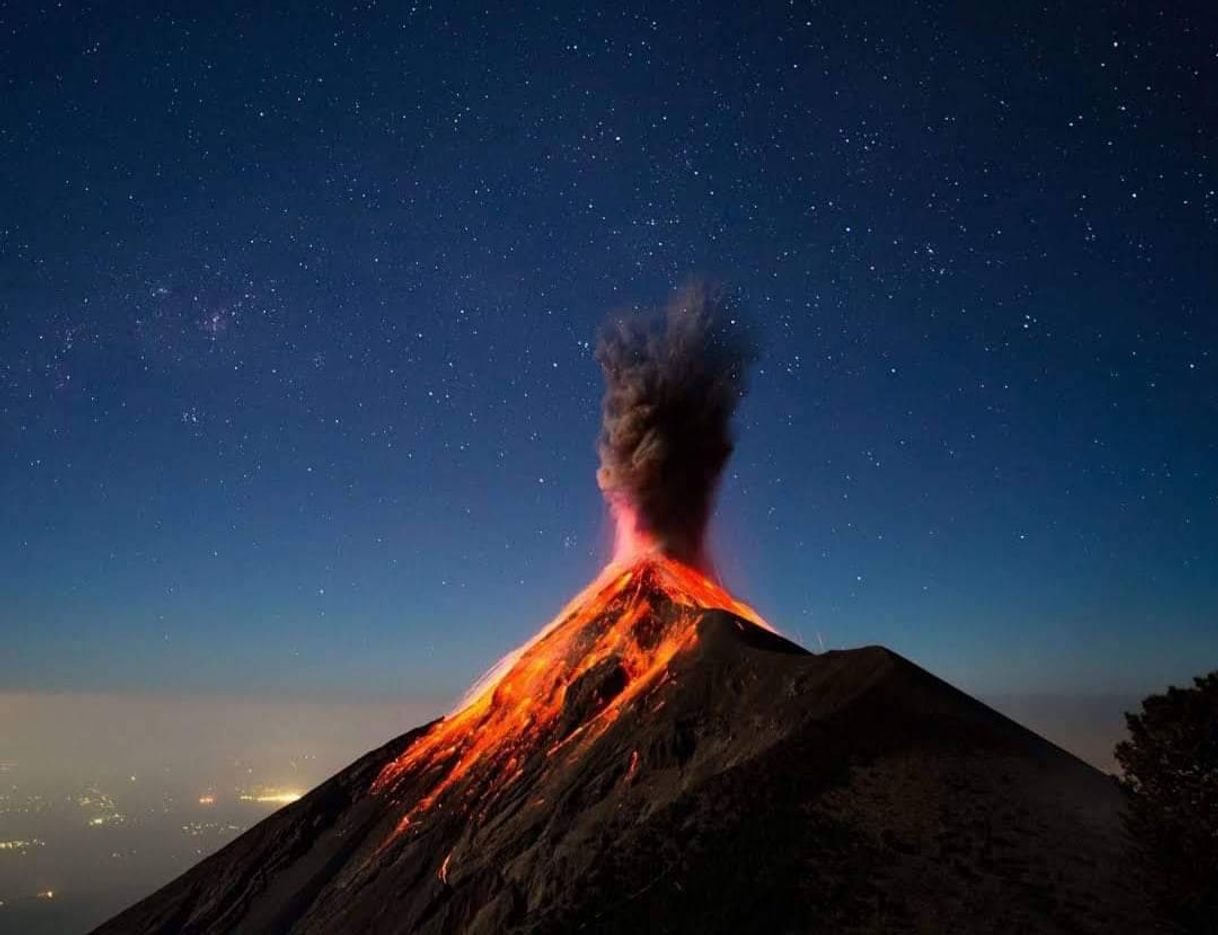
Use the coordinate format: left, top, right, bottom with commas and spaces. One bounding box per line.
371, 553, 770, 837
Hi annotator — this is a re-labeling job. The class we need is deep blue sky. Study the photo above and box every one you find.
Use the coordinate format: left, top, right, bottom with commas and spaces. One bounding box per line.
2, 2, 1214, 702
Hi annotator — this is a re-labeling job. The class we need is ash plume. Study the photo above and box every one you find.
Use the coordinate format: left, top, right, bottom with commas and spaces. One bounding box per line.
595, 283, 755, 569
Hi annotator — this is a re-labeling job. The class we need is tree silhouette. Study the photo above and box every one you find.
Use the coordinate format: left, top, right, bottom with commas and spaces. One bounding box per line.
1115, 671, 1218, 933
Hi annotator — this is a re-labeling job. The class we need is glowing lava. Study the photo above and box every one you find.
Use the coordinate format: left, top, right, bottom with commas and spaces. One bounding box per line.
371, 553, 770, 840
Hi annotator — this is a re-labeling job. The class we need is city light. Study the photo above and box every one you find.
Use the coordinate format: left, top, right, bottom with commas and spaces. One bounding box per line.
238, 790, 303, 805
0, 838, 43, 852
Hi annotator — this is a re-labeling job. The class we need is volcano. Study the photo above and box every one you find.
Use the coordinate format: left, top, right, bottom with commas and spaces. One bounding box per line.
97, 552, 1144, 934
98, 291, 1145, 932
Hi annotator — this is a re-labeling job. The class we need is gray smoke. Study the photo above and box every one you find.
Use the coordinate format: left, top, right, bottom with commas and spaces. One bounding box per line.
595, 283, 755, 569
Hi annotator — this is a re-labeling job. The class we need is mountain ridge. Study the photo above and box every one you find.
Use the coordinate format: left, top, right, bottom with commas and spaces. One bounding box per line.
97, 568, 1147, 934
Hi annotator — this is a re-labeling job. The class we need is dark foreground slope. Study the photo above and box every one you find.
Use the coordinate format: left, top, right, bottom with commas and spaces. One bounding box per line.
97, 615, 1144, 934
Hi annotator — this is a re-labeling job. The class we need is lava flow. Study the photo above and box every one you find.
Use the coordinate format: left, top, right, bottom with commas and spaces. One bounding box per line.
371, 551, 771, 837
372, 287, 764, 842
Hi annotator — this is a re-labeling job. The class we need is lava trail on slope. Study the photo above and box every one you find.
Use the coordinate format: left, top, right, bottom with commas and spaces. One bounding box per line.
371, 553, 771, 844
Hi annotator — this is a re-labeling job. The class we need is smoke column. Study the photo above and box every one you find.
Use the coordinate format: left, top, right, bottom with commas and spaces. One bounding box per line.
596, 283, 755, 571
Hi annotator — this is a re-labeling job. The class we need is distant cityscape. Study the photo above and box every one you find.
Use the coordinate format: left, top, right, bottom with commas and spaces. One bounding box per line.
0, 692, 448, 935
0, 758, 318, 934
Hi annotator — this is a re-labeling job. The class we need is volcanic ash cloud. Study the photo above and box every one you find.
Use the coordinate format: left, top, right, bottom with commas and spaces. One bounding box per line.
595, 283, 755, 570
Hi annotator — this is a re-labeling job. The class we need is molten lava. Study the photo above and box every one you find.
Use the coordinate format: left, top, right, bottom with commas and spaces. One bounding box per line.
372, 553, 770, 840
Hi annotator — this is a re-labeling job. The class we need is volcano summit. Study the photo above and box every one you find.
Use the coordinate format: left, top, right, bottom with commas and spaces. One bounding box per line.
98, 291, 1144, 933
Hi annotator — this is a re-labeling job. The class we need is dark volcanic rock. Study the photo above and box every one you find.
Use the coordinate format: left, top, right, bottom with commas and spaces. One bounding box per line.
96, 611, 1146, 934
556, 655, 629, 739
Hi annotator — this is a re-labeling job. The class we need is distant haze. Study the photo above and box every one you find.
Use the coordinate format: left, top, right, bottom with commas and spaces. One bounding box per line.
0, 693, 446, 788
982, 693, 1138, 775
1, 689, 1127, 783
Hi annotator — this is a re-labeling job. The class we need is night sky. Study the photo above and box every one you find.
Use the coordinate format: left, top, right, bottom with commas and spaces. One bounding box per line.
3, 2, 1215, 703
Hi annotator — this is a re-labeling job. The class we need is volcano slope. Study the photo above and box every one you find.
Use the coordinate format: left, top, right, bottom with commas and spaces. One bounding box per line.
97, 558, 1145, 934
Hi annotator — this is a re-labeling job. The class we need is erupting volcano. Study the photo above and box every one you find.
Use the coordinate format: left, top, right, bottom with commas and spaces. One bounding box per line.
362, 286, 770, 848
98, 287, 1146, 935
372, 554, 771, 830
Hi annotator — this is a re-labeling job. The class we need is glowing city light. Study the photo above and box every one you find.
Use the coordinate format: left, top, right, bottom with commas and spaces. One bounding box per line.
238, 790, 303, 805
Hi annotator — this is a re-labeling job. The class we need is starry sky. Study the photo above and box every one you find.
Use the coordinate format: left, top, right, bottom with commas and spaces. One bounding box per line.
2, 2, 1215, 704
